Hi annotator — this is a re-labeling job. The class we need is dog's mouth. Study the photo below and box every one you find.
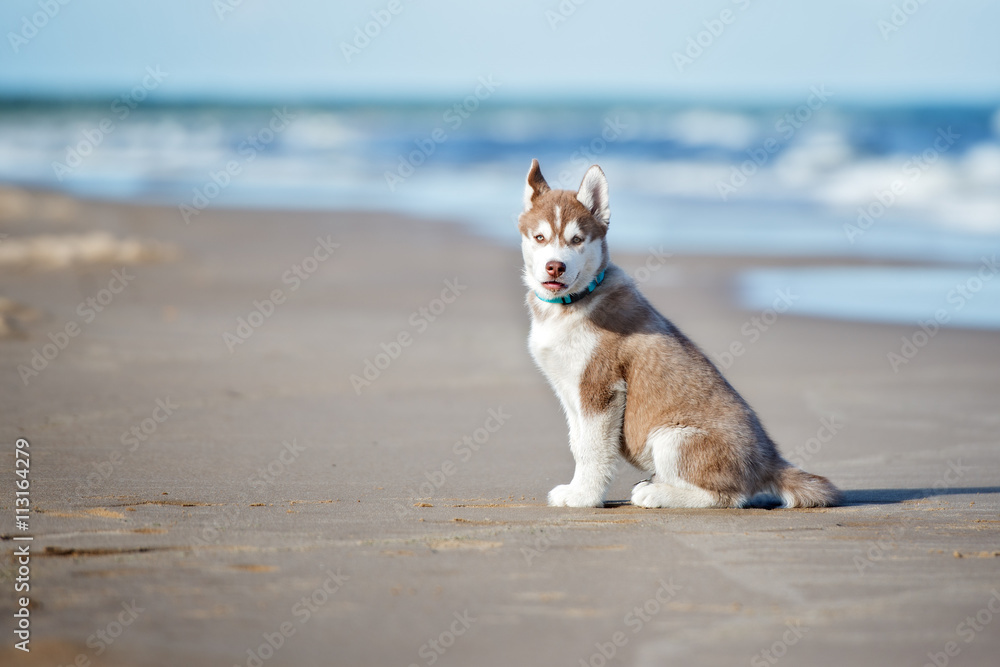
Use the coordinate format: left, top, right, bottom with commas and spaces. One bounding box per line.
540, 281, 567, 292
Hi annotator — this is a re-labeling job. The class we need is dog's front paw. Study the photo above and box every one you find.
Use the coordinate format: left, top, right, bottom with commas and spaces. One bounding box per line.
548, 484, 604, 508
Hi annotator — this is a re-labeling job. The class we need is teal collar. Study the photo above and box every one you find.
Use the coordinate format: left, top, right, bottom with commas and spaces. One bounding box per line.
535, 270, 606, 305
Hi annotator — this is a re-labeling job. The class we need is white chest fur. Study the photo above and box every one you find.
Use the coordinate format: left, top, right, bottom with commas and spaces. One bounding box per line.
528, 306, 599, 418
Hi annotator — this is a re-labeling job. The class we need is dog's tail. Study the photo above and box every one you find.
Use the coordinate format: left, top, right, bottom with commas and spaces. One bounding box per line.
770, 464, 841, 508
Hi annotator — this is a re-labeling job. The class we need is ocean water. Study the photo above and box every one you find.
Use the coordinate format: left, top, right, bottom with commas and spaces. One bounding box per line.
739, 265, 1000, 330
1, 101, 999, 327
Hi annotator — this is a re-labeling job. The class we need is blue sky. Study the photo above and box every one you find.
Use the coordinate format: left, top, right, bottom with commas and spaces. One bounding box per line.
1, 0, 998, 104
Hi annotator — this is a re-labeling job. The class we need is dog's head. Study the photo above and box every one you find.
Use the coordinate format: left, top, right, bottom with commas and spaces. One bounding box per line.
518, 159, 610, 299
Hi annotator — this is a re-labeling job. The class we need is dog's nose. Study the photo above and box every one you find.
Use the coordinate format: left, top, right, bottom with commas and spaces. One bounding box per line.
545, 261, 566, 278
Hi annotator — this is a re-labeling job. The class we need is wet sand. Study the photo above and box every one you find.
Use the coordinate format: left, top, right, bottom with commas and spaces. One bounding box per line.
1, 189, 998, 666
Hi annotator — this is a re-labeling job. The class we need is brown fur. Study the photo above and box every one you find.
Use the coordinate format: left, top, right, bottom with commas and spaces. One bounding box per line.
578, 272, 784, 500
519, 190, 608, 244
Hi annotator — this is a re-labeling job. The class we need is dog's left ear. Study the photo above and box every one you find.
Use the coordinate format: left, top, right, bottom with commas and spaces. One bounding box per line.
577, 165, 610, 225
523, 158, 550, 211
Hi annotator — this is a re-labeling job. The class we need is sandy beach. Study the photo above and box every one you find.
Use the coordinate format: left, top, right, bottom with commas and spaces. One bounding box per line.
1, 189, 999, 667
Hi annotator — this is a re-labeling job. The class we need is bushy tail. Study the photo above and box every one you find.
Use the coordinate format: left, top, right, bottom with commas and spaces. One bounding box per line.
772, 465, 841, 508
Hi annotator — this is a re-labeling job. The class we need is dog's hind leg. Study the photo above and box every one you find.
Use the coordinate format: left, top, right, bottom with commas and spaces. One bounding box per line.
630, 480, 726, 508
629, 426, 735, 509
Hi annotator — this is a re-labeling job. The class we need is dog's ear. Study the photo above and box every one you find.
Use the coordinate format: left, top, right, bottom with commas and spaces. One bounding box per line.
576, 165, 610, 225
523, 159, 550, 211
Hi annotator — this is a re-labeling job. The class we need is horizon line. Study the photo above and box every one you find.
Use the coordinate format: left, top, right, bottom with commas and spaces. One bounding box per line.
1, 90, 999, 110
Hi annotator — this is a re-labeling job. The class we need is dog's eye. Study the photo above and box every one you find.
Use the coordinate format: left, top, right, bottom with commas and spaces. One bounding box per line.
534, 234, 545, 243
571, 235, 584, 245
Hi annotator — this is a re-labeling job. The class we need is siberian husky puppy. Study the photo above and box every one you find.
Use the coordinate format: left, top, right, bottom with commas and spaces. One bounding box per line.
518, 159, 839, 509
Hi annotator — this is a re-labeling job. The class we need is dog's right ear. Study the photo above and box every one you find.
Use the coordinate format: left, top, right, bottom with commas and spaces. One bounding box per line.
523, 159, 550, 211
577, 165, 610, 225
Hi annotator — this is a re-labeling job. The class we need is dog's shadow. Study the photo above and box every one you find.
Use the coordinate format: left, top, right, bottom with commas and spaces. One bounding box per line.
837, 486, 1000, 507
604, 486, 1000, 509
